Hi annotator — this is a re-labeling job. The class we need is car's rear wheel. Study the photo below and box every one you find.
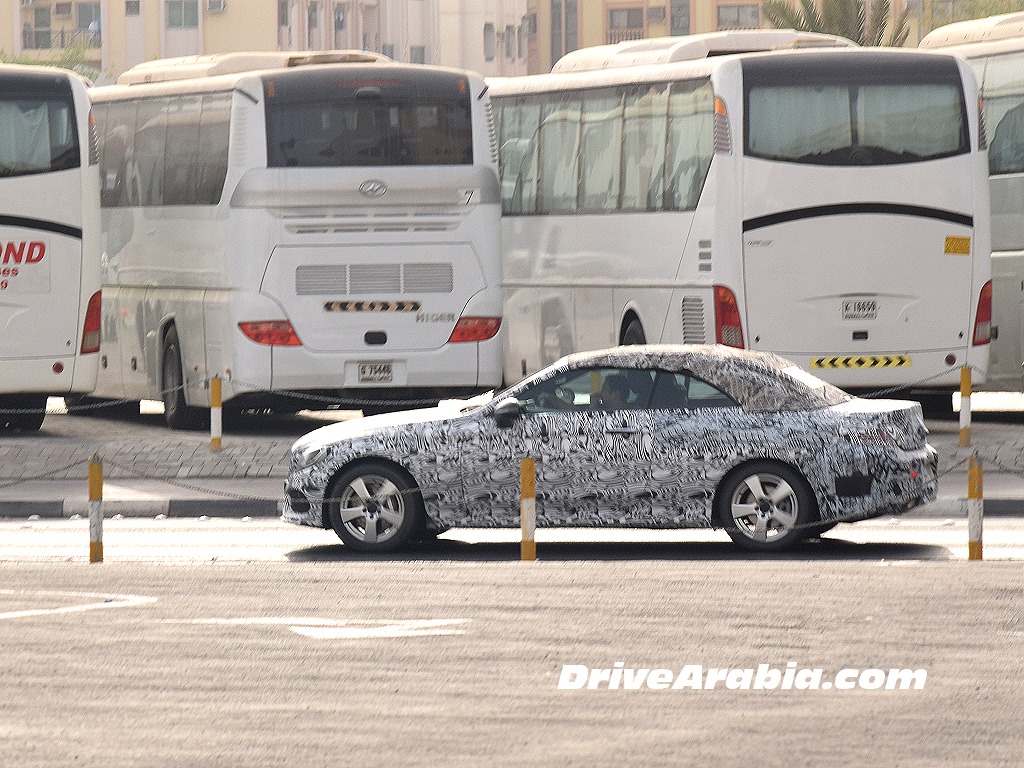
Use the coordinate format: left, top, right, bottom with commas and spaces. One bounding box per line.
325, 461, 422, 553
716, 461, 816, 552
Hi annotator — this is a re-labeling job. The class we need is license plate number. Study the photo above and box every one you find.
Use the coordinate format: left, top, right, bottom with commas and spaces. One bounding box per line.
843, 300, 876, 320
358, 363, 393, 383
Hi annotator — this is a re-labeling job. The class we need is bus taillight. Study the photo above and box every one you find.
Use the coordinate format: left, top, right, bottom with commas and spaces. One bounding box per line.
973, 280, 992, 346
713, 285, 744, 348
448, 316, 501, 343
81, 291, 102, 354
239, 321, 302, 346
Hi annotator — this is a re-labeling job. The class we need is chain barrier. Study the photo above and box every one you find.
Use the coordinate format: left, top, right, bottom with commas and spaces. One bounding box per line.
101, 459, 270, 503
0, 458, 90, 490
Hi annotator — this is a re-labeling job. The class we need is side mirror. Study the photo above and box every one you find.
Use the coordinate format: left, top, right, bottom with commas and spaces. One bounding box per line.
493, 398, 522, 429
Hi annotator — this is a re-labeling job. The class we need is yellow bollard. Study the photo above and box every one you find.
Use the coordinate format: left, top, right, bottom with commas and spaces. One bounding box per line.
210, 375, 222, 453
521, 457, 536, 561
959, 366, 972, 448
88, 454, 103, 563
968, 453, 983, 561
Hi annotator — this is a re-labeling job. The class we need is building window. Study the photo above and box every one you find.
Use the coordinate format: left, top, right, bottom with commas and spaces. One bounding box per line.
279, 1, 290, 28
55, 3, 73, 18
78, 3, 101, 32
670, 0, 690, 35
484, 22, 496, 61
308, 1, 319, 28
411, 45, 426, 64
505, 25, 516, 60
551, 0, 578, 63
717, 4, 759, 30
126, 0, 141, 15
167, 0, 199, 29
608, 7, 645, 43
382, 43, 394, 58
34, 6, 51, 29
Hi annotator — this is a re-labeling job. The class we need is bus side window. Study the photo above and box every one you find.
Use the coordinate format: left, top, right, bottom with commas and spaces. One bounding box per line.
990, 102, 1024, 175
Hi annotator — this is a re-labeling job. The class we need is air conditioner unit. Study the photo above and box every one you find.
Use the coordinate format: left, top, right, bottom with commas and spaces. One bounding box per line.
206, 0, 226, 12
21, 0, 34, 8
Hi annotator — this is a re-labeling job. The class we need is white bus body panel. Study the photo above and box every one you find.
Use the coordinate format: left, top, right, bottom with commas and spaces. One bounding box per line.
741, 156, 985, 385
0, 70, 100, 399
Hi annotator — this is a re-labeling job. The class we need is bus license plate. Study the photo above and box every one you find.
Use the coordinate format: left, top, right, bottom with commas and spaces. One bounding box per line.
358, 363, 393, 383
843, 300, 876, 320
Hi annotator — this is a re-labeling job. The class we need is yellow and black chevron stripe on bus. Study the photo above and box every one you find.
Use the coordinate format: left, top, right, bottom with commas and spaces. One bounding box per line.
324, 300, 422, 312
811, 355, 912, 369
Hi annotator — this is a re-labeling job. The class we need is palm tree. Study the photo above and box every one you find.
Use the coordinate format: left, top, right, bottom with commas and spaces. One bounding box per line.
761, 0, 911, 46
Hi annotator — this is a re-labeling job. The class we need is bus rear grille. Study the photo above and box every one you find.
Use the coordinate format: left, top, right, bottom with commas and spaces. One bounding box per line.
681, 296, 707, 344
296, 263, 454, 295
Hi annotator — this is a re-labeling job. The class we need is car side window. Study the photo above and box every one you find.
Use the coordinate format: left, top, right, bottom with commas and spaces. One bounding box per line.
649, 371, 738, 410
518, 367, 655, 413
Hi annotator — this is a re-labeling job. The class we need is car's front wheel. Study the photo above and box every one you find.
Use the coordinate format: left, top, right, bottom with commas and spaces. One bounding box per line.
716, 461, 816, 552
325, 461, 422, 552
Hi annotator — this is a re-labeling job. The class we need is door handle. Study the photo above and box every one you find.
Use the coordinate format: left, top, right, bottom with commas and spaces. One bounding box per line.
605, 426, 639, 435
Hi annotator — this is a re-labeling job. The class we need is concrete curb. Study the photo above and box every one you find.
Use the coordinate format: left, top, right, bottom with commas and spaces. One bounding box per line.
5, 499, 281, 519
2, 498, 1021, 520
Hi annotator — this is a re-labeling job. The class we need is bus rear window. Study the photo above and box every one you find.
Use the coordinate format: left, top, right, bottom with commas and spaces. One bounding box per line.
0, 76, 79, 178
265, 71, 474, 168
742, 53, 970, 166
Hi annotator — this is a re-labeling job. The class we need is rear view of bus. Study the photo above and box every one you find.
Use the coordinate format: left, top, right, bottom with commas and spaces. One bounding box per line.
91, 54, 501, 428
730, 50, 991, 394
0, 65, 101, 431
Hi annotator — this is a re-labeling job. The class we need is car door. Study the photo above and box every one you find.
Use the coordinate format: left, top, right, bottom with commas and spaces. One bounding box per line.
515, 366, 654, 526
647, 370, 741, 525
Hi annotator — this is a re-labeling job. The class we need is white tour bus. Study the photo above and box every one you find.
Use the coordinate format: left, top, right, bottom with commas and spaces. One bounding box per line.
491, 46, 992, 400
90, 51, 502, 428
922, 13, 1024, 391
0, 64, 101, 431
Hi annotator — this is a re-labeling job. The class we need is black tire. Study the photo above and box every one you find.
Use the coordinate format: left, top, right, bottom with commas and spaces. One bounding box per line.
0, 395, 46, 431
161, 326, 205, 430
65, 395, 141, 420
325, 461, 423, 553
621, 317, 646, 346
716, 461, 817, 552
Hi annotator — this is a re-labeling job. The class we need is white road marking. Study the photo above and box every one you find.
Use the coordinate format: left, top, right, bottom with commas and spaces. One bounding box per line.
0, 590, 157, 620
175, 616, 468, 638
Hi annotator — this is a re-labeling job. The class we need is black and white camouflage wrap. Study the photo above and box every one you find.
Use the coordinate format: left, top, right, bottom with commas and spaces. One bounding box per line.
282, 345, 938, 533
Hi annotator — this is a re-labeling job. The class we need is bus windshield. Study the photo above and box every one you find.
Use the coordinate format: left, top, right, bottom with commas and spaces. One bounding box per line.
0, 76, 80, 177
264, 70, 474, 168
743, 53, 970, 166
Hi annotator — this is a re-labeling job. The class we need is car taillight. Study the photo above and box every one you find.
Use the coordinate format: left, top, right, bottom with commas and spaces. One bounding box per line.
973, 280, 992, 346
713, 285, 744, 348
239, 321, 302, 346
448, 316, 501, 343
80, 290, 101, 354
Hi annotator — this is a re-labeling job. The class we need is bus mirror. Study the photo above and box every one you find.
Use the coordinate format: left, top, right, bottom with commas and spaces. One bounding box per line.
493, 398, 522, 428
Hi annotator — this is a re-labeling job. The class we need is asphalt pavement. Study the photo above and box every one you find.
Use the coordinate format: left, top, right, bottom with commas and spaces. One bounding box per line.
1, 398, 1023, 520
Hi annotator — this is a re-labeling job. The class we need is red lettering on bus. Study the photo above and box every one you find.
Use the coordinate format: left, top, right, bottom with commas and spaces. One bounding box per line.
26, 242, 46, 263
1, 241, 46, 264
3, 242, 26, 264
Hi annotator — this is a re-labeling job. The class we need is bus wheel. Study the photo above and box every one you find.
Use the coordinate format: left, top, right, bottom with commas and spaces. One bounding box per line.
161, 326, 205, 430
0, 395, 46, 431
621, 317, 646, 346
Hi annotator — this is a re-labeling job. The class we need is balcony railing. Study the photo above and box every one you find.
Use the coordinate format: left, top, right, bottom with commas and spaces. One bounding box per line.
23, 28, 100, 50
607, 28, 645, 44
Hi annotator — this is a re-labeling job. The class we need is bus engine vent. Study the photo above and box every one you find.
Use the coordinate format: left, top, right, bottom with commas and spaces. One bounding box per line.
681, 296, 707, 344
296, 263, 454, 295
